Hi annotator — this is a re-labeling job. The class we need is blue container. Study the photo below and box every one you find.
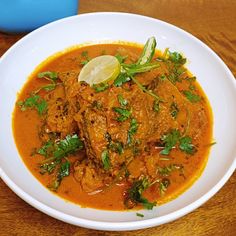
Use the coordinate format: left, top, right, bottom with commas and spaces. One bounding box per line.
0, 0, 79, 33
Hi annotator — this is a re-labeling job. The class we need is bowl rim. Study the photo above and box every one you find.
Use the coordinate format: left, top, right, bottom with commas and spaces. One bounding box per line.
0, 12, 236, 231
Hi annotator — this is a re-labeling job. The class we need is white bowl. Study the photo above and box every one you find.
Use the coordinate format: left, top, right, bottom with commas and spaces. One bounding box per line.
0, 13, 235, 231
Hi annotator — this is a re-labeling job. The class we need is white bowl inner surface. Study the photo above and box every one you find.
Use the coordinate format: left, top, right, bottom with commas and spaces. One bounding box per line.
0, 13, 235, 230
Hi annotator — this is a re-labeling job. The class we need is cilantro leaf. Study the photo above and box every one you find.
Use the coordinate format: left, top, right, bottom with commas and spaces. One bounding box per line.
179, 136, 197, 154
80, 51, 90, 65
127, 118, 138, 144
38, 134, 83, 160
37, 140, 54, 157
159, 178, 170, 195
160, 129, 180, 155
38, 71, 58, 81
40, 159, 60, 175
153, 99, 160, 112
54, 134, 84, 159
168, 51, 186, 65
117, 94, 128, 107
114, 73, 131, 87
136, 213, 144, 217
183, 90, 201, 103
157, 164, 183, 176
39, 84, 57, 92
113, 107, 132, 122
109, 141, 124, 155
105, 132, 124, 155
115, 53, 128, 63
38, 134, 83, 190
49, 161, 70, 191
101, 149, 110, 170
92, 83, 109, 93
17, 94, 47, 116
125, 178, 156, 210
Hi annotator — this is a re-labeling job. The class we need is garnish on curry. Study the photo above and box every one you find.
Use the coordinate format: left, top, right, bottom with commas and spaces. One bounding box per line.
13, 37, 213, 210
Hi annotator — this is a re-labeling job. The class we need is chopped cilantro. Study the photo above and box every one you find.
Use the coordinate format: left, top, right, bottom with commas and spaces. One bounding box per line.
38, 134, 83, 160
38, 71, 58, 81
114, 73, 131, 87
125, 178, 156, 210
117, 94, 128, 107
80, 51, 90, 65
179, 136, 197, 154
168, 51, 186, 65
136, 213, 144, 217
157, 164, 183, 176
38, 134, 83, 190
113, 107, 132, 122
160, 129, 197, 155
153, 99, 160, 112
53, 134, 84, 159
37, 140, 54, 157
159, 178, 170, 195
92, 83, 109, 93
17, 94, 47, 116
115, 53, 128, 63
127, 118, 138, 144
101, 149, 110, 170
183, 90, 201, 103
49, 161, 70, 191
160, 129, 180, 155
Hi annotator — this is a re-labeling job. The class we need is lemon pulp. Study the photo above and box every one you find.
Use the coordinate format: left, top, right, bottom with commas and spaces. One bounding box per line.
78, 55, 120, 85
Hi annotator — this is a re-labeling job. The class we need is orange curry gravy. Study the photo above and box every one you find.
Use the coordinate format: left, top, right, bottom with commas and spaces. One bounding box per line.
13, 42, 213, 210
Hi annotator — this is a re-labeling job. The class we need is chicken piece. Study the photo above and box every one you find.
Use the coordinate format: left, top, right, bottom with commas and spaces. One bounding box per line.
41, 85, 77, 138
73, 160, 108, 193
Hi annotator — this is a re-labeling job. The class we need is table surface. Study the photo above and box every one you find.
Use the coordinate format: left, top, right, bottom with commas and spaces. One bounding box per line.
0, 0, 235, 235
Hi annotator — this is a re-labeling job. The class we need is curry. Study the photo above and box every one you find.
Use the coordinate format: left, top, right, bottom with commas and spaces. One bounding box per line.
13, 38, 213, 211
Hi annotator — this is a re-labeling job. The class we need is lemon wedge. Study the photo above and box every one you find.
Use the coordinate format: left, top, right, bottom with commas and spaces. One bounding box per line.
78, 55, 120, 85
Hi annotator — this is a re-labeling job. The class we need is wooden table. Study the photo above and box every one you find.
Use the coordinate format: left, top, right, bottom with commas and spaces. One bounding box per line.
0, 1, 235, 235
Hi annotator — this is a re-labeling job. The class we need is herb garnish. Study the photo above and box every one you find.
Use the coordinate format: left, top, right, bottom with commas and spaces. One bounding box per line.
113, 107, 132, 122
17, 94, 47, 116
38, 134, 83, 190
157, 164, 183, 177
183, 90, 201, 103
136, 213, 144, 217
92, 82, 109, 93
163, 50, 187, 84
127, 118, 138, 145
125, 177, 156, 210
114, 73, 131, 87
101, 149, 110, 170
168, 51, 186, 65
80, 51, 90, 65
35, 71, 61, 93
153, 99, 160, 112
115, 53, 128, 64
113, 37, 161, 103
105, 133, 124, 155
159, 178, 170, 195
117, 94, 128, 107
38, 134, 83, 161
49, 161, 70, 190
179, 136, 197, 154
160, 129, 180, 155
160, 129, 197, 155
38, 71, 58, 81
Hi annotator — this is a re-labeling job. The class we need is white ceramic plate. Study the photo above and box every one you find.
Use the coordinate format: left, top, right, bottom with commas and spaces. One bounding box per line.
0, 13, 235, 231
